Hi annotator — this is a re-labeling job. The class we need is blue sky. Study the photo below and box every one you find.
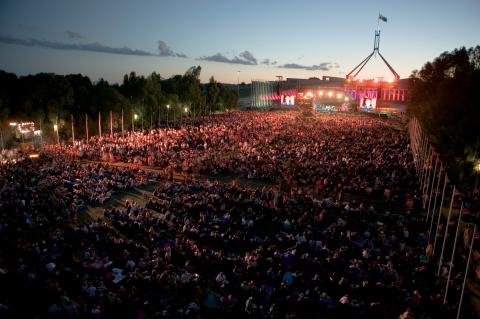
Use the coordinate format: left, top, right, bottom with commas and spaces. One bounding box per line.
0, 0, 479, 83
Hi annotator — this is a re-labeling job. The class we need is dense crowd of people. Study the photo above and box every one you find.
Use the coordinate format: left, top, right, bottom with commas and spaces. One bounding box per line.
46, 111, 414, 199
0, 110, 476, 318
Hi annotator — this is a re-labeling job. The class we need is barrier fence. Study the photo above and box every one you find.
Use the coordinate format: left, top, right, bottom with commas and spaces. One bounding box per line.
408, 117, 478, 319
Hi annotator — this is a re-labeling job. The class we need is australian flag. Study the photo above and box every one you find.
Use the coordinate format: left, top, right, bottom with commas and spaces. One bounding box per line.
379, 14, 388, 22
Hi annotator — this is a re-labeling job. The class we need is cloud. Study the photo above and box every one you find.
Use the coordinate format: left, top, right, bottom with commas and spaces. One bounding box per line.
198, 50, 258, 65
157, 40, 187, 58
65, 30, 85, 39
238, 51, 257, 65
0, 34, 187, 58
0, 34, 154, 56
278, 62, 334, 71
261, 58, 277, 65
198, 53, 232, 64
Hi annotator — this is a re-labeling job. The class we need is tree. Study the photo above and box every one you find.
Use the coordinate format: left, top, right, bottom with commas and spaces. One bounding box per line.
206, 76, 220, 114
0, 66, 240, 139
181, 66, 204, 117
408, 45, 480, 185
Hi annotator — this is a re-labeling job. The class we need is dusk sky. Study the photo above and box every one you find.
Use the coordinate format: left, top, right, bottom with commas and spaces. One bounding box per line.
1, 0, 479, 84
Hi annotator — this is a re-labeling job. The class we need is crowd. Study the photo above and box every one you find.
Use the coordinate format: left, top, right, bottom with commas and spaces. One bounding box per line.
46, 111, 414, 199
0, 110, 474, 318
0, 148, 26, 164
0, 153, 155, 238
100, 180, 463, 319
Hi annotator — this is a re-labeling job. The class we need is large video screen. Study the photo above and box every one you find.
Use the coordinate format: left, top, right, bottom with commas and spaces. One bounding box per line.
360, 98, 377, 110
281, 95, 295, 106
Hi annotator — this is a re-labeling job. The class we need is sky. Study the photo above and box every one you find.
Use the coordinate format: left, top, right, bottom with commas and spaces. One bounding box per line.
0, 0, 479, 84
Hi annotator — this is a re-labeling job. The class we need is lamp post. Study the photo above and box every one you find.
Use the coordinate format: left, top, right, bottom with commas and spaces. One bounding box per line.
166, 104, 170, 127
53, 123, 59, 145
133, 113, 138, 132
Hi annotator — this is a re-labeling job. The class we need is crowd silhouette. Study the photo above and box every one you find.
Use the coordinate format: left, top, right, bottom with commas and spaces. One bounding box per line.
0, 110, 466, 318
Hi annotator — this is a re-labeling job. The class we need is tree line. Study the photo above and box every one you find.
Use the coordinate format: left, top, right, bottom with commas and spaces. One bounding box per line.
408, 45, 480, 186
0, 66, 238, 141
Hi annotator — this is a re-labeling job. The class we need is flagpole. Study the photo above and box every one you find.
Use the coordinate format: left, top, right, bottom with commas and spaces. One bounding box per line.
433, 172, 448, 256
39, 118, 43, 146
71, 114, 75, 146
426, 155, 439, 222
110, 110, 113, 138
414, 118, 419, 157
121, 108, 124, 138
85, 113, 89, 141
414, 117, 421, 175
417, 125, 424, 174
429, 164, 443, 240
419, 140, 428, 192
412, 119, 419, 174
444, 202, 463, 304
457, 224, 476, 319
421, 145, 431, 193
437, 185, 456, 277
423, 150, 434, 210
98, 112, 102, 138
423, 146, 432, 204
421, 135, 428, 178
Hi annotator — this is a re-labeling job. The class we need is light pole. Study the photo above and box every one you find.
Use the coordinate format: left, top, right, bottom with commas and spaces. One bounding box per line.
133, 113, 138, 132
53, 123, 59, 145
166, 104, 170, 127
184, 107, 188, 126
142, 98, 145, 131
